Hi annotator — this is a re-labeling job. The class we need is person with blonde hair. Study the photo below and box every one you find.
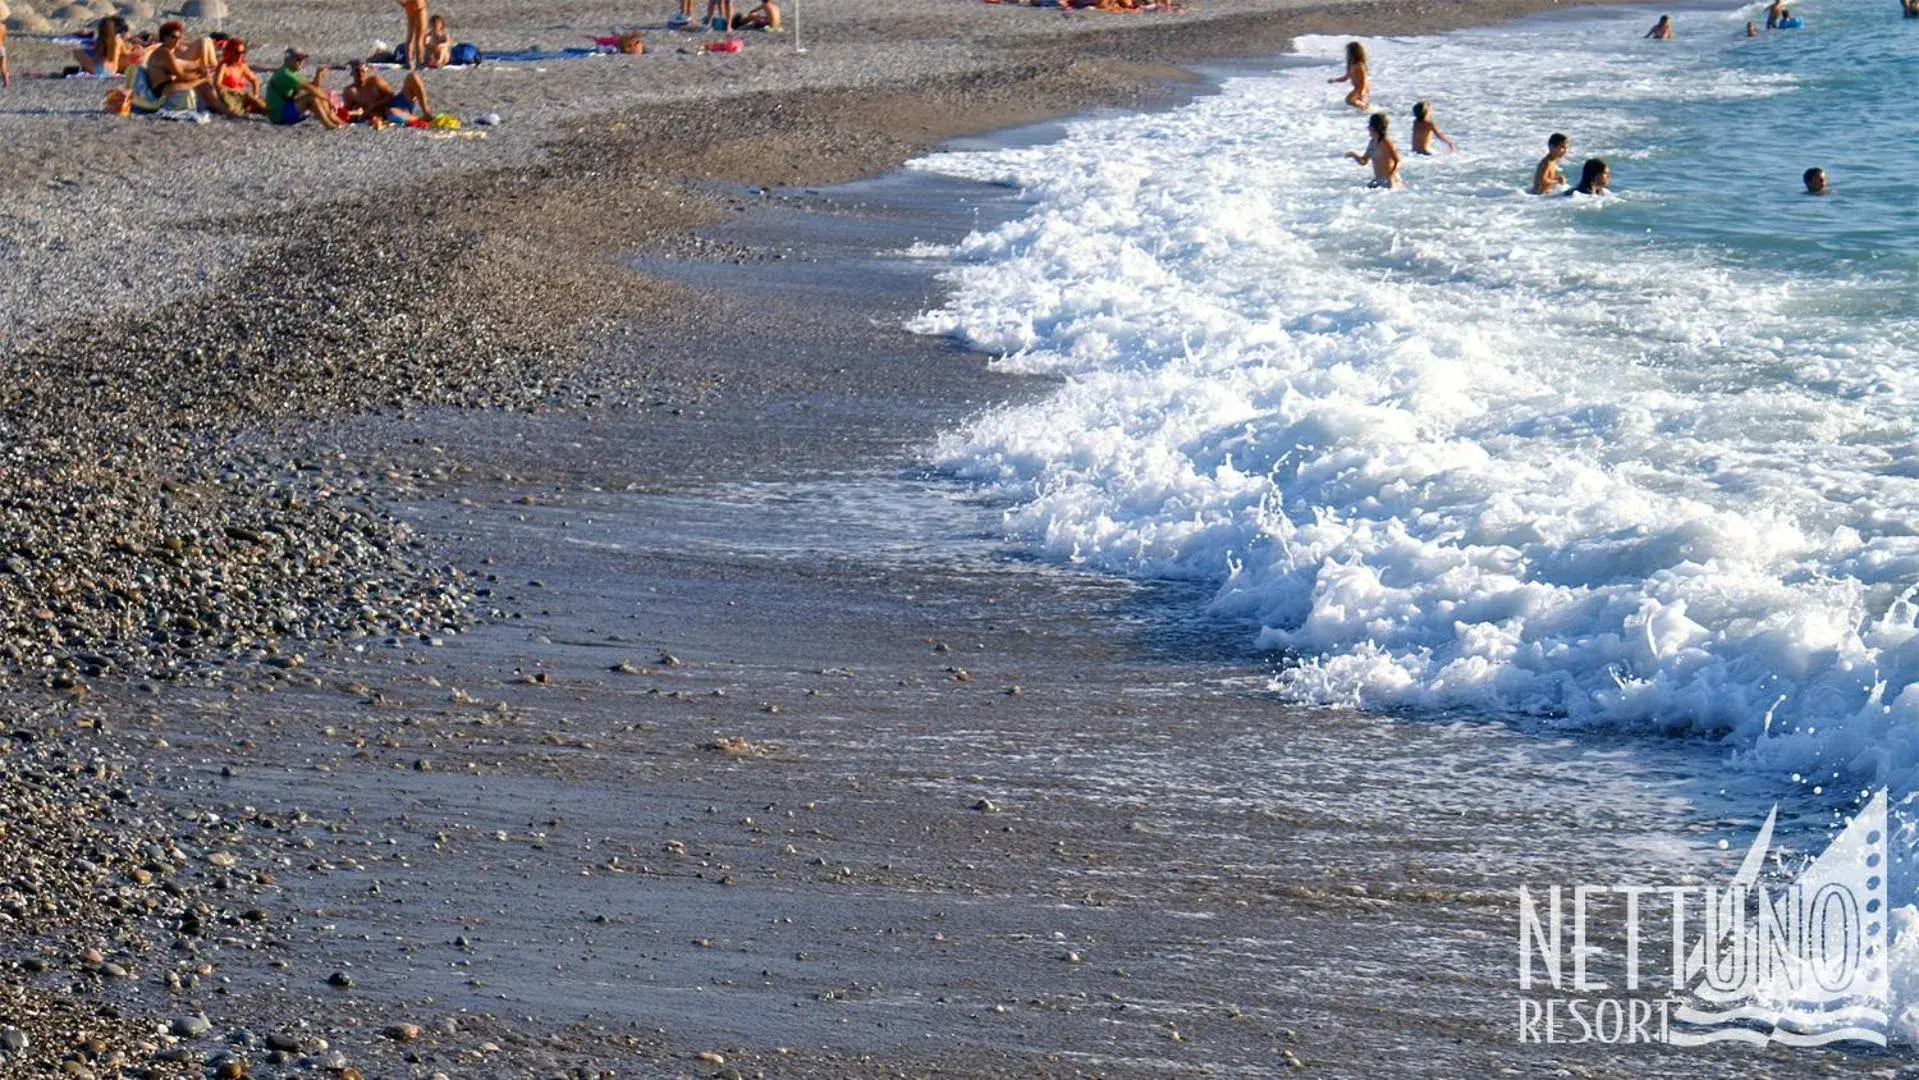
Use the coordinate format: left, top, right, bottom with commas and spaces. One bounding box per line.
1330, 42, 1369, 109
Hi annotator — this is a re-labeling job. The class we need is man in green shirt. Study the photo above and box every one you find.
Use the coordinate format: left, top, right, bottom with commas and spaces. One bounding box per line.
264, 48, 344, 128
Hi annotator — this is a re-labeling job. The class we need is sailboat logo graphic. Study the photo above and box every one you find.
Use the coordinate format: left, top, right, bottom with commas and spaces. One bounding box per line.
1668, 790, 1891, 1048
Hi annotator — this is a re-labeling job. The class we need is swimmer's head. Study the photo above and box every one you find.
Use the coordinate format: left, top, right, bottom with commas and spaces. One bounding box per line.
1577, 158, 1610, 193
1413, 100, 1432, 121
1804, 167, 1828, 194
1548, 132, 1569, 157
1346, 41, 1367, 64
1745, 20, 1757, 33
1368, 112, 1389, 137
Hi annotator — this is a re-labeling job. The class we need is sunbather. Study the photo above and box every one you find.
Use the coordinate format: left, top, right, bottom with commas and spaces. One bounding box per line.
734, 0, 781, 29
74, 15, 131, 75
263, 48, 345, 128
210, 37, 264, 116
344, 58, 431, 124
424, 14, 452, 67
399, 0, 429, 69
145, 21, 210, 103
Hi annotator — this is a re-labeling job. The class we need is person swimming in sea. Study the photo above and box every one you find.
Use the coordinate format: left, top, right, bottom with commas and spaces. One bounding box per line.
1905, 0, 1919, 19
1567, 158, 1610, 196
1531, 132, 1569, 194
1347, 111, 1402, 189
1329, 42, 1369, 109
1745, 20, 1758, 35
1647, 14, 1674, 38
1804, 167, 1830, 195
1411, 101, 1456, 155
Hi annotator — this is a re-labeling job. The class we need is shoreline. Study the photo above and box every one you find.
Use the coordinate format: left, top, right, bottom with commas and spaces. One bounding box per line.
0, 1, 1855, 1077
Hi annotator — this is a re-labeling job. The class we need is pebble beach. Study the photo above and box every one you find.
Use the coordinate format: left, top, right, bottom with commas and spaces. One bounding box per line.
0, 0, 1846, 1076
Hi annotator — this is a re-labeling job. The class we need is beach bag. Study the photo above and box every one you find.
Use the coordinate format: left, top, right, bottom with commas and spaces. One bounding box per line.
450, 42, 481, 65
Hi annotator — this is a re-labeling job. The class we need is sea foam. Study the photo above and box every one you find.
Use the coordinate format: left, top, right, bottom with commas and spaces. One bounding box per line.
907, 16, 1919, 792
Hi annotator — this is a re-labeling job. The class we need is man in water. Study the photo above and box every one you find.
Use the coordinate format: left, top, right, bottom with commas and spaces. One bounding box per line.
1531, 132, 1569, 195
1804, 167, 1830, 195
1647, 14, 1674, 37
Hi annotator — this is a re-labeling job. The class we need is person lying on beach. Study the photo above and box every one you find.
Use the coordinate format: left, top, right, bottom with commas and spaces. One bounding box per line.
1410, 101, 1455, 154
704, 0, 735, 31
209, 37, 264, 116
1804, 167, 1829, 194
399, 0, 429, 69
145, 21, 211, 102
1329, 42, 1369, 109
424, 14, 452, 67
74, 16, 130, 75
1647, 14, 1674, 38
1568, 157, 1609, 196
264, 49, 346, 128
344, 59, 431, 124
734, 0, 781, 29
1347, 111, 1402, 189
1531, 132, 1568, 194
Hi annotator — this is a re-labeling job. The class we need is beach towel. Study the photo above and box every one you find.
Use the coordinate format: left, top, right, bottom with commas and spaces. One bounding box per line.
126, 64, 197, 114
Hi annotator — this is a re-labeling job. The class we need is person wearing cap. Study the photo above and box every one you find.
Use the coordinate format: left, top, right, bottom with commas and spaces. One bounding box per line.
264, 48, 345, 128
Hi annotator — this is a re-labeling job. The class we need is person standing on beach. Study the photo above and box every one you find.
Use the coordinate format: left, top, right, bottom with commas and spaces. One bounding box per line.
1531, 132, 1569, 194
1647, 14, 1674, 38
1330, 42, 1369, 109
1347, 112, 1402, 189
399, 0, 429, 69
1411, 101, 1455, 155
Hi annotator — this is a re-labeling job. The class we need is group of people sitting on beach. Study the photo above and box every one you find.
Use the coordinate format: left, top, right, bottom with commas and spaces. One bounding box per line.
1334, 18, 1831, 196
73, 14, 441, 127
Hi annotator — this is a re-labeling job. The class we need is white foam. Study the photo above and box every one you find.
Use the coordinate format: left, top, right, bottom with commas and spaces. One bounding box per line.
907, 20, 1919, 789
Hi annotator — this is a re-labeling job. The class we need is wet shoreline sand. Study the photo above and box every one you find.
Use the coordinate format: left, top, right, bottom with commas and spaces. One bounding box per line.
0, 0, 1864, 1076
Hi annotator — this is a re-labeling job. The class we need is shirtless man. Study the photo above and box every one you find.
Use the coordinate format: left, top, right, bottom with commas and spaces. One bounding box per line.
1804, 167, 1829, 195
1410, 101, 1455, 155
1532, 132, 1569, 195
1767, 0, 1787, 27
398, 0, 429, 69
146, 21, 211, 101
343, 58, 430, 123
1646, 14, 1674, 38
1329, 42, 1369, 109
1347, 112, 1402, 189
423, 14, 451, 67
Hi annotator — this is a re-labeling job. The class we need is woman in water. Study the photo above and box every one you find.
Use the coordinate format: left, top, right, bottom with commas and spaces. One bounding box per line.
1347, 112, 1402, 189
1646, 14, 1674, 38
1411, 101, 1455, 154
1568, 158, 1610, 196
1329, 42, 1369, 109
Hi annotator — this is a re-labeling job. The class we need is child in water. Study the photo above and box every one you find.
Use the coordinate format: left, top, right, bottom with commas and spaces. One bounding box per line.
1745, 20, 1758, 35
1411, 101, 1455, 155
1568, 158, 1610, 196
1647, 14, 1674, 38
1347, 112, 1402, 189
1531, 132, 1569, 194
1804, 167, 1829, 195
1329, 42, 1369, 109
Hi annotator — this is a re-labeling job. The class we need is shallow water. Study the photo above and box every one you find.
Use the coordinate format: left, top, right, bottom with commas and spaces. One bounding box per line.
905, 0, 1919, 805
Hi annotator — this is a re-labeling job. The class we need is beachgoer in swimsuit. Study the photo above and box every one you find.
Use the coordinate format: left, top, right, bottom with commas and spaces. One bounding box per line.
424, 14, 451, 67
399, 0, 429, 69
0, 25, 11, 91
1568, 158, 1609, 196
1329, 42, 1369, 109
145, 21, 211, 102
1745, 20, 1758, 35
209, 37, 264, 115
672, 0, 697, 28
1347, 112, 1402, 189
74, 15, 130, 75
1411, 100, 1455, 155
1531, 132, 1569, 194
1804, 167, 1829, 194
1647, 14, 1674, 38
264, 48, 346, 128
344, 58, 430, 123
1766, 0, 1785, 26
